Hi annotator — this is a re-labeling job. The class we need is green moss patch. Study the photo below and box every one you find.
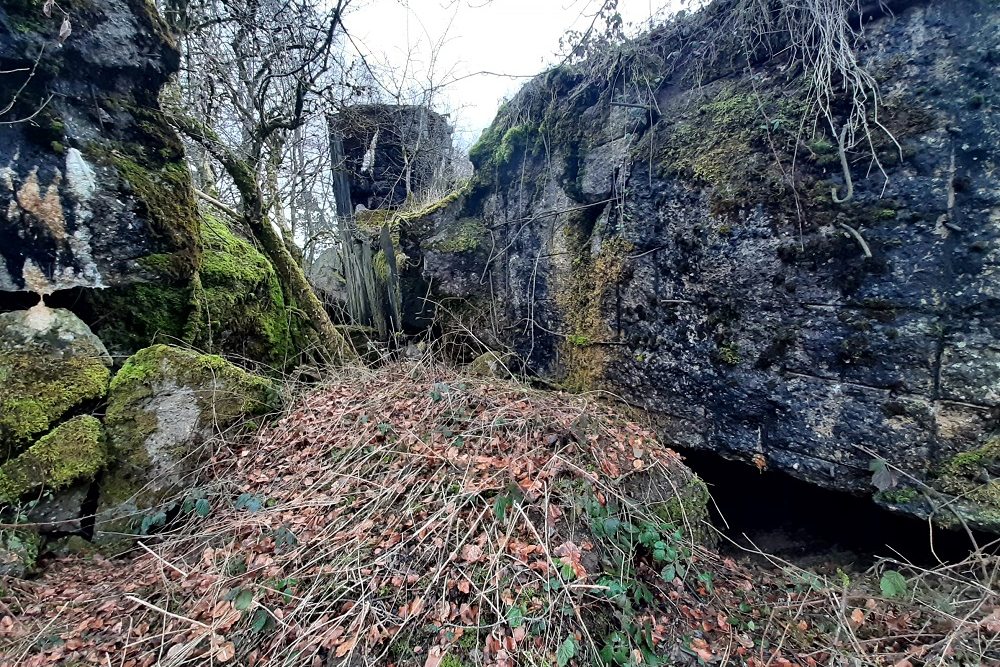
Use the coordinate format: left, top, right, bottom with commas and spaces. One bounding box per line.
425, 218, 487, 254
656, 83, 802, 214
190, 214, 296, 367
555, 234, 634, 391
930, 437, 1000, 531
106, 344, 280, 452
938, 437, 1000, 479
0, 416, 107, 504
0, 352, 110, 453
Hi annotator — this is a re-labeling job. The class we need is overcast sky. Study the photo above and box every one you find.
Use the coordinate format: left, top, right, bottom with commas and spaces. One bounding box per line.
344, 0, 681, 147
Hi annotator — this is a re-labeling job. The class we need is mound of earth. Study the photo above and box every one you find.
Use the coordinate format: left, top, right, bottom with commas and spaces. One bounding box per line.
2, 365, 997, 666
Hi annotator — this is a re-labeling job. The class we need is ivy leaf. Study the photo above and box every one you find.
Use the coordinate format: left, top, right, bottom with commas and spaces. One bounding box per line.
233, 588, 254, 611
250, 607, 273, 633
880, 570, 908, 599
661, 564, 676, 582
507, 605, 524, 628
195, 498, 211, 517
602, 517, 621, 535
557, 635, 578, 667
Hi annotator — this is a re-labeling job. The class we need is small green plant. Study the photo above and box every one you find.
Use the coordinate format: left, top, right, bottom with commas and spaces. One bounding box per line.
493, 484, 524, 522
567, 333, 590, 347
227, 586, 254, 611
138, 510, 167, 535
583, 493, 693, 664
181, 493, 212, 518
235, 492, 265, 512
879, 570, 908, 599
717, 341, 741, 366
556, 635, 578, 667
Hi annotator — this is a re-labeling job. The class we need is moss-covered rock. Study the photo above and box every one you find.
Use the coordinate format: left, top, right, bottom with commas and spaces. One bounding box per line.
0, 306, 111, 455
929, 437, 1000, 532
189, 214, 297, 366
95, 344, 281, 547
0, 353, 110, 451
424, 217, 487, 254
466, 350, 517, 378
86, 212, 306, 369
0, 416, 107, 504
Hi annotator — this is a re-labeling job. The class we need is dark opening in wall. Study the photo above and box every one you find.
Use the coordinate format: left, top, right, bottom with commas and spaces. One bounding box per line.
0, 286, 94, 319
0, 290, 39, 312
679, 449, 994, 570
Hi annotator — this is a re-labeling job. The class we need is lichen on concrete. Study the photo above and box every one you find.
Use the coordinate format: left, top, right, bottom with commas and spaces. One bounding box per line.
555, 233, 634, 391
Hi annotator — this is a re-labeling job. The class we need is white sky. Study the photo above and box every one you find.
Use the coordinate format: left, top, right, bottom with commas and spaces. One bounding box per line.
344, 0, 680, 147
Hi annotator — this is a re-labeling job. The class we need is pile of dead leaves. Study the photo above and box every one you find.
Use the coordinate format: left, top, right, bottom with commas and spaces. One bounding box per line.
1, 363, 714, 666
2, 362, 999, 666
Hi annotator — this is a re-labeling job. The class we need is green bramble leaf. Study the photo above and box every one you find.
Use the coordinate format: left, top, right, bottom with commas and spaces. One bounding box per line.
234, 588, 254, 611
195, 498, 211, 517
880, 570, 908, 599
250, 607, 273, 633
557, 635, 578, 667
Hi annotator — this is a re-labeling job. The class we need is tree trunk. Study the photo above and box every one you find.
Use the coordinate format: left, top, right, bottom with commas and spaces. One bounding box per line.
173, 115, 355, 364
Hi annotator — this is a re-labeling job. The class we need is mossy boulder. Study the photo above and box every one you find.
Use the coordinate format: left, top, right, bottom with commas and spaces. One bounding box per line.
95, 344, 281, 546
86, 213, 303, 369
0, 306, 111, 454
0, 416, 107, 505
466, 350, 517, 379
188, 214, 297, 367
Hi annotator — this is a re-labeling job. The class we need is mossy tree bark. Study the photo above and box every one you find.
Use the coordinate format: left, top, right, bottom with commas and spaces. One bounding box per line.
171, 115, 354, 364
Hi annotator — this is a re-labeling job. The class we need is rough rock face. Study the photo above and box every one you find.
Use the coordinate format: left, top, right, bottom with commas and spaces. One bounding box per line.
412, 1, 1000, 530
330, 105, 454, 210
0, 1, 305, 366
0, 0, 196, 298
95, 344, 280, 546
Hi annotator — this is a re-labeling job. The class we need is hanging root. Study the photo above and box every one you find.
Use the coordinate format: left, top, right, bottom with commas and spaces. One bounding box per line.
838, 222, 871, 258
831, 125, 854, 204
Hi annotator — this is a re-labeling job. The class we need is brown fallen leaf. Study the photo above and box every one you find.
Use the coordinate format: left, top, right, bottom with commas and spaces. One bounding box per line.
461, 544, 483, 563
214, 641, 236, 663
423, 646, 443, 667
980, 608, 1000, 634
690, 637, 715, 662
850, 608, 865, 626
335, 638, 357, 657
